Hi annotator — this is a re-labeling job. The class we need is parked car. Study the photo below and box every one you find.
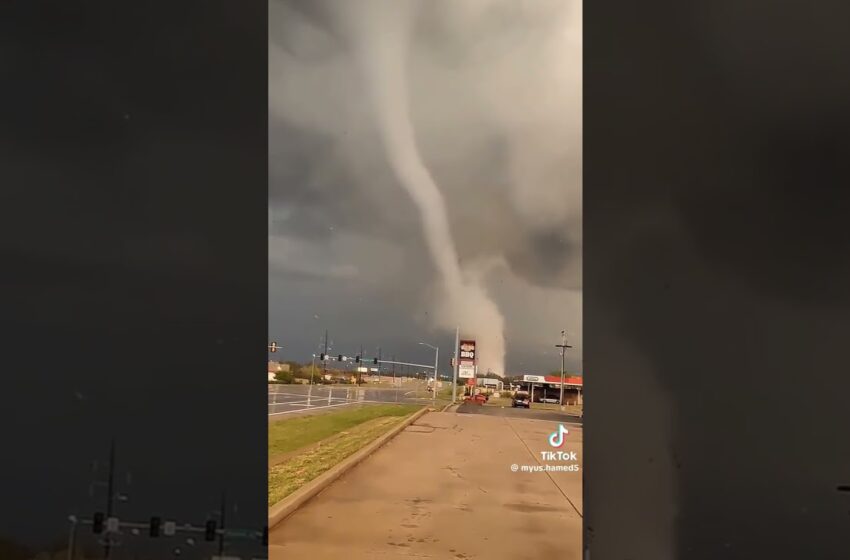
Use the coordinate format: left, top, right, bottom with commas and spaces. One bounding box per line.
465, 393, 487, 405
512, 391, 531, 408
540, 397, 560, 404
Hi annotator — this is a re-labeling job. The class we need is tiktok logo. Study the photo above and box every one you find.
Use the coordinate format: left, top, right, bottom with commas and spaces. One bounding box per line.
548, 424, 569, 448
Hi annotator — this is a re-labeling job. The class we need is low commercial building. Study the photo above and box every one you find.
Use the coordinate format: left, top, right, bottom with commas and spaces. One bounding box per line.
517, 374, 583, 404
267, 361, 290, 373
268, 361, 291, 382
476, 377, 504, 391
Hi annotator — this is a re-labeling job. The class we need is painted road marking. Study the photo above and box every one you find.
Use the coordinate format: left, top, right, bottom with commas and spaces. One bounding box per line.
268, 402, 358, 416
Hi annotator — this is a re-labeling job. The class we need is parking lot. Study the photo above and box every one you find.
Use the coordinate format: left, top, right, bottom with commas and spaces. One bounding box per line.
268, 384, 431, 419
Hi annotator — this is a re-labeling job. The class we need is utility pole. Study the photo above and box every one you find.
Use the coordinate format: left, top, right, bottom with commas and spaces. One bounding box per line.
556, 330, 573, 411
310, 354, 316, 385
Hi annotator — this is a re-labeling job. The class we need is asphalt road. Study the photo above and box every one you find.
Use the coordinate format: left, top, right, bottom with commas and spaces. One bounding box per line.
457, 401, 583, 424
268, 383, 433, 419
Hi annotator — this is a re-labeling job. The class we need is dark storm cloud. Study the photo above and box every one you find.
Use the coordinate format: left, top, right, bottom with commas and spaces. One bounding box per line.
2, 3, 267, 554
584, 1, 850, 558
269, 0, 582, 373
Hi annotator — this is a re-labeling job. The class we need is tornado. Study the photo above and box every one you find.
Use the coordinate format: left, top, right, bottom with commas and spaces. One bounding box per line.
327, 0, 506, 375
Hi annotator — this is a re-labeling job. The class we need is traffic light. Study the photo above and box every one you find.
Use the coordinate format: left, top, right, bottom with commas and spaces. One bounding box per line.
319, 353, 327, 361
149, 516, 161, 537
355, 355, 361, 363
373, 357, 378, 365
92, 512, 105, 534
204, 519, 217, 541
337, 354, 343, 361
262, 526, 268, 546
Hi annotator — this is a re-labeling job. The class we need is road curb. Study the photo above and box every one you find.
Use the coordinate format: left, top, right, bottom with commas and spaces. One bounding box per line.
268, 406, 430, 529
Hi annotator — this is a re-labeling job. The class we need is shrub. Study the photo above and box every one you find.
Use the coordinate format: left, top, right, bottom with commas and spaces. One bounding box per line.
274, 370, 295, 384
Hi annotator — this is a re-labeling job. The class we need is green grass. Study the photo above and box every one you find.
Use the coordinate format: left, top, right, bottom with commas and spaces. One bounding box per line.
268, 404, 422, 505
268, 415, 410, 505
437, 384, 456, 399
268, 403, 421, 459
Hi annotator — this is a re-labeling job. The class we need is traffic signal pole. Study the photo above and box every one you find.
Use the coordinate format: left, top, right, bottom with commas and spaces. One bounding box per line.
66, 517, 77, 560
375, 358, 436, 370
103, 438, 116, 559
218, 491, 226, 557
70, 516, 265, 548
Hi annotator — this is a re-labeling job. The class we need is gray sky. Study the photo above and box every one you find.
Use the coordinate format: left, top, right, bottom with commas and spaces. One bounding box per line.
269, 0, 582, 375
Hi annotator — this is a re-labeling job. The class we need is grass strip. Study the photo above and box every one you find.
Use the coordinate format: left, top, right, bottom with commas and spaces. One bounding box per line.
268, 403, 420, 458
268, 415, 409, 505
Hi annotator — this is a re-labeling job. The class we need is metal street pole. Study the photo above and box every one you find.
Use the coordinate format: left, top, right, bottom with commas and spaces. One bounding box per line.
218, 491, 226, 557
392, 355, 398, 401
66, 517, 77, 560
433, 346, 439, 406
323, 329, 329, 377
418, 342, 439, 406
310, 354, 316, 385
103, 438, 116, 559
452, 326, 459, 403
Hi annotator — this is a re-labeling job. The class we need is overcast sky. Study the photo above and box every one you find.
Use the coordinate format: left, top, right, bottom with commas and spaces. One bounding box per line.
269, 0, 582, 376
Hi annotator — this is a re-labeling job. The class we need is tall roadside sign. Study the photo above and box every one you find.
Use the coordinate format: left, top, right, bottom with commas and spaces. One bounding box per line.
457, 338, 477, 395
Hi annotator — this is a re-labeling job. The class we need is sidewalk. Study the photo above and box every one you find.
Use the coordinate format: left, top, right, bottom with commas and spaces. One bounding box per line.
270, 411, 582, 560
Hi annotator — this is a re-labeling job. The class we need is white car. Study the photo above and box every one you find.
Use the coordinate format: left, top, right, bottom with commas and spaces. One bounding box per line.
539, 397, 560, 404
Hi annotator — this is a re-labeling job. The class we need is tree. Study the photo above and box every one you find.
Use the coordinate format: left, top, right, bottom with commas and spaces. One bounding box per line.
282, 360, 301, 373
293, 361, 318, 380
548, 370, 583, 377
274, 370, 294, 383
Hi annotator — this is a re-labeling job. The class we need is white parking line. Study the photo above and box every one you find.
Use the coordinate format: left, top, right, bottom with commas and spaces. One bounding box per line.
268, 402, 357, 416
267, 396, 410, 416
267, 397, 401, 406
268, 398, 351, 406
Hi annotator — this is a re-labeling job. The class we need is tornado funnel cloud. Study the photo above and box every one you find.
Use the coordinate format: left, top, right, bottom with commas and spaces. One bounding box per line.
330, 0, 506, 375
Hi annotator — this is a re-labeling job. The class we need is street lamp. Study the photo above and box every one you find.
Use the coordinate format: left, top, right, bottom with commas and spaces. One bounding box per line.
418, 342, 439, 406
